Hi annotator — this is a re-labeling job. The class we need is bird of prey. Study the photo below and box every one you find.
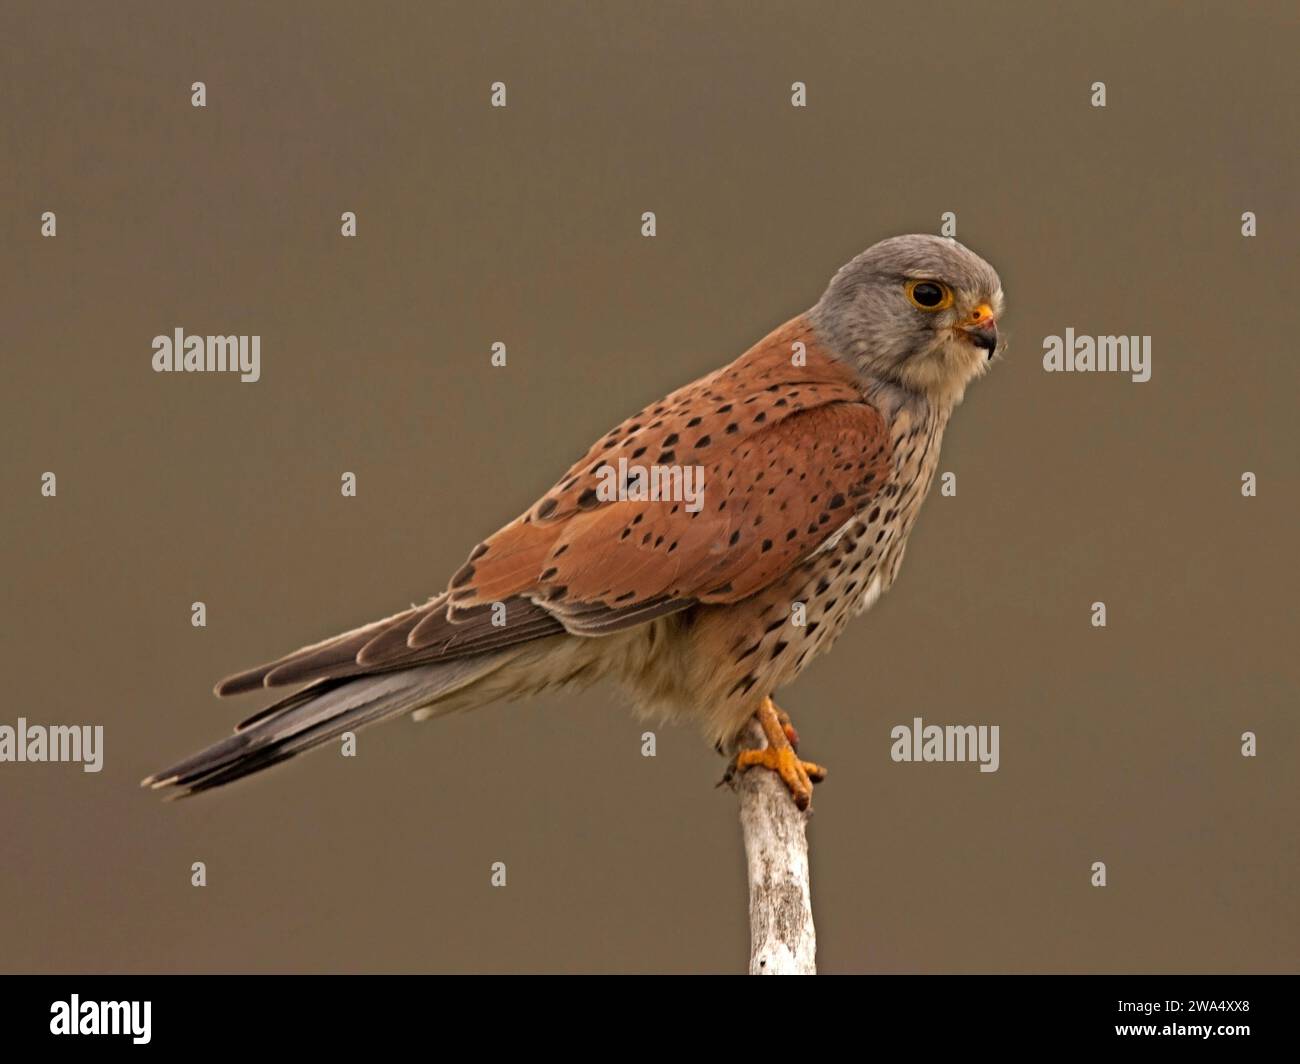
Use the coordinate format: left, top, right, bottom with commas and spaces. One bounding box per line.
145, 234, 1004, 808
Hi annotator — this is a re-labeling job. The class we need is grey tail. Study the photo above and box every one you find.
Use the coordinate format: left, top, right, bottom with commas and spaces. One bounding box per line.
142, 655, 506, 799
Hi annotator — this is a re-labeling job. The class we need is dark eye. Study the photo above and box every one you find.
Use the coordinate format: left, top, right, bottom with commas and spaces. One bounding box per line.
911, 283, 943, 306
905, 279, 953, 311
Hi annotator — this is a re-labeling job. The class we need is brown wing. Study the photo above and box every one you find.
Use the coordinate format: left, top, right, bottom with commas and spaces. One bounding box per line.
217, 312, 894, 695
432, 313, 895, 635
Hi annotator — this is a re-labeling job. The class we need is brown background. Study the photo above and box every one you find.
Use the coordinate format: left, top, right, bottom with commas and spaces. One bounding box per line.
2, 0, 1296, 973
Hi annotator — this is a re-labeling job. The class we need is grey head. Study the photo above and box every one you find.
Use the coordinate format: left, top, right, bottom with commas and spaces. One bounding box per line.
809, 234, 1005, 409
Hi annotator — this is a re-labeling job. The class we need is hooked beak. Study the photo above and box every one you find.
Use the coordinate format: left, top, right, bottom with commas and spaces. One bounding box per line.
960, 303, 998, 357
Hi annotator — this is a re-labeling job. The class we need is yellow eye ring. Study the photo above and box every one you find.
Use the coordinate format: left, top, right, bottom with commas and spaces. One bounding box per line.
905, 279, 954, 312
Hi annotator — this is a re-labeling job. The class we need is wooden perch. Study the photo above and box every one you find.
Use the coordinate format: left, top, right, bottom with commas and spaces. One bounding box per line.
730, 718, 817, 974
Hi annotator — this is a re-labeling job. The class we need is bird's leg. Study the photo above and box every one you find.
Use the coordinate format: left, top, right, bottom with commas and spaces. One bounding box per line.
722, 697, 827, 811
772, 705, 801, 751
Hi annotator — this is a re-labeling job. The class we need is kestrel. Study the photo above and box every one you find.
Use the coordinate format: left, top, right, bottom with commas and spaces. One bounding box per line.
145, 234, 1004, 808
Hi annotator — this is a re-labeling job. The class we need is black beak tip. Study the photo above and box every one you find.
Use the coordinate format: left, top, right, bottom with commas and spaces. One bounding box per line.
967, 325, 998, 355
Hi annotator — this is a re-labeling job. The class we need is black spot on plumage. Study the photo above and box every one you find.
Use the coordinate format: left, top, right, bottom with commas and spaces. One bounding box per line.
729, 531, 741, 546
469, 542, 490, 561
450, 564, 475, 588
537, 498, 558, 519
540, 567, 558, 580
577, 488, 600, 509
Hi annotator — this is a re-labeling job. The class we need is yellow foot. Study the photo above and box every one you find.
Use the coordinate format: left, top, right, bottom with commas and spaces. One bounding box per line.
721, 697, 827, 811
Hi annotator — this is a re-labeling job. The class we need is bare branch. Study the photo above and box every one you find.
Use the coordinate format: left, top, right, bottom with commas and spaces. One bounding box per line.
731, 718, 817, 974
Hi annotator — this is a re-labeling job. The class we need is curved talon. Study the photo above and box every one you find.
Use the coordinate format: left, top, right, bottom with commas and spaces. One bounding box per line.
722, 697, 827, 810
732, 746, 826, 810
